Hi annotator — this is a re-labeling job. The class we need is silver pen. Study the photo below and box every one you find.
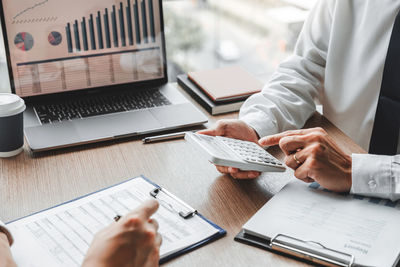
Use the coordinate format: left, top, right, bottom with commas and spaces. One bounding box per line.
142, 131, 192, 144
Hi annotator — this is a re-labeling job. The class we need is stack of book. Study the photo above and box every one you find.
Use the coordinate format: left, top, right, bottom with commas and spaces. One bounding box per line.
177, 66, 263, 115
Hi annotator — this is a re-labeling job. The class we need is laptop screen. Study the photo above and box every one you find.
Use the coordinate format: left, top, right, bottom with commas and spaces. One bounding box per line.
0, 0, 166, 98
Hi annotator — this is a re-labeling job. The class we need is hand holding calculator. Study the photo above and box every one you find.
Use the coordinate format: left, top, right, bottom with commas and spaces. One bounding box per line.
185, 132, 285, 173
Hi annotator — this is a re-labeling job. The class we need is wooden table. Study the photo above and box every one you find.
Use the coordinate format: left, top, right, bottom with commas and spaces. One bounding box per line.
0, 86, 365, 267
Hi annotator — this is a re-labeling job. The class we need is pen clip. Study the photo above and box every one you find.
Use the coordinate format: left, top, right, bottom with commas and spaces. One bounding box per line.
150, 188, 197, 219
270, 234, 355, 267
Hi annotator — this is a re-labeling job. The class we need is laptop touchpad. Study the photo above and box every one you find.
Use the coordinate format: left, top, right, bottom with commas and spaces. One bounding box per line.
150, 103, 207, 128
25, 121, 81, 151
73, 110, 161, 138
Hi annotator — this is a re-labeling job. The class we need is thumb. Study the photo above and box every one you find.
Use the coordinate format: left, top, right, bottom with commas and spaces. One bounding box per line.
197, 127, 224, 136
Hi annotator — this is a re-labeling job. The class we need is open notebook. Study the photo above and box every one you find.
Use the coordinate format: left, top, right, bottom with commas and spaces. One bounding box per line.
7, 176, 226, 266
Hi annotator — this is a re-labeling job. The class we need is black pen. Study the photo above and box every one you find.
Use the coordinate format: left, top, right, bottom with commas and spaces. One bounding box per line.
142, 131, 191, 144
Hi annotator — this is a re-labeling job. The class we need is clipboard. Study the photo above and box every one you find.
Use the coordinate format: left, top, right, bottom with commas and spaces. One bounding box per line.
143, 176, 227, 264
6, 175, 226, 266
234, 231, 354, 267
232, 179, 400, 267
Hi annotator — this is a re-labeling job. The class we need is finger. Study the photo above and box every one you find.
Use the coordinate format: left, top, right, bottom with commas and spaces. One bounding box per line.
0, 233, 8, 245
294, 157, 314, 180
279, 136, 306, 155
293, 159, 315, 184
284, 149, 307, 170
306, 177, 315, 183
155, 233, 162, 247
148, 218, 159, 232
215, 165, 239, 174
296, 177, 315, 184
198, 121, 228, 136
231, 171, 261, 179
197, 128, 221, 136
285, 155, 299, 170
216, 165, 229, 173
141, 234, 161, 267
143, 247, 160, 267
130, 199, 159, 221
259, 128, 316, 147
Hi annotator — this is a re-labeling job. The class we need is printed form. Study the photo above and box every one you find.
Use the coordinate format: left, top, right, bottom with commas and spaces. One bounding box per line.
7, 177, 219, 267
243, 180, 400, 267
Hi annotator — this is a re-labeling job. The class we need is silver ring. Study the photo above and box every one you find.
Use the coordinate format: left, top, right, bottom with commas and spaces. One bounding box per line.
293, 153, 301, 165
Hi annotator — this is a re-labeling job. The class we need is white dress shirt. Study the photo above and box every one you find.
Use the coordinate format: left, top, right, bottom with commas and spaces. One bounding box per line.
239, 0, 400, 200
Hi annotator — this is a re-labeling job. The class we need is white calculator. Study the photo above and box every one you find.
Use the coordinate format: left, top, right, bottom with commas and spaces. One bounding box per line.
185, 132, 286, 173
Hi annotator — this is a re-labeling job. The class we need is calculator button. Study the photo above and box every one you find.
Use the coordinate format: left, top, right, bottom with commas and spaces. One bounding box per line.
218, 136, 284, 168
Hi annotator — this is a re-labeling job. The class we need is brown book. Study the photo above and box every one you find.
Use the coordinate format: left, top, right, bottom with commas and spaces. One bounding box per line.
187, 65, 263, 103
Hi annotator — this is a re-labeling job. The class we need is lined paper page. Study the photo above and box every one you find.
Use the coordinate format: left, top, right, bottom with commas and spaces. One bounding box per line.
243, 180, 400, 267
8, 177, 218, 267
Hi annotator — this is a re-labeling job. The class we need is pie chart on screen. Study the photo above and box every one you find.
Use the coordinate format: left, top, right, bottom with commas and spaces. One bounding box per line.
14, 32, 34, 51
48, 31, 62, 46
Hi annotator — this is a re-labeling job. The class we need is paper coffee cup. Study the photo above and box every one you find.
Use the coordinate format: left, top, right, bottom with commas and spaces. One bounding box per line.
0, 93, 26, 157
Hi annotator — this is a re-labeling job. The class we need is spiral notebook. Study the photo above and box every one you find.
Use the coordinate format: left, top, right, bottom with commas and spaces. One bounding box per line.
7, 176, 226, 266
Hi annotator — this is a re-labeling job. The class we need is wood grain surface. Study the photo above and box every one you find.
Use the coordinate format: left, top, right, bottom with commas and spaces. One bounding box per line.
0, 85, 365, 267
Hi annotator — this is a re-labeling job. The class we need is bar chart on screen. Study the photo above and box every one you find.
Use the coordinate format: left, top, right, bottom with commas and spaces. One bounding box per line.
65, 0, 157, 53
2, 0, 164, 97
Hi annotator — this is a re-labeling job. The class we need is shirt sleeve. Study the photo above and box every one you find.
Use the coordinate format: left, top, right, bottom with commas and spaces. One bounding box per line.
0, 220, 13, 246
239, 0, 335, 138
351, 154, 400, 201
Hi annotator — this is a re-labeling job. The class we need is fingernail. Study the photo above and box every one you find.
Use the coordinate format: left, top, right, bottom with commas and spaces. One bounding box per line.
230, 167, 239, 173
249, 172, 258, 178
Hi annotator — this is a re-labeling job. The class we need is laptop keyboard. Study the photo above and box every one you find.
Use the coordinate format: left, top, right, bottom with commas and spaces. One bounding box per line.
35, 89, 172, 124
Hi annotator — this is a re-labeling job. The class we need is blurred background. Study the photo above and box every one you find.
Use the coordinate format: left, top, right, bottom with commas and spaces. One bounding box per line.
163, 0, 314, 82
0, 0, 315, 93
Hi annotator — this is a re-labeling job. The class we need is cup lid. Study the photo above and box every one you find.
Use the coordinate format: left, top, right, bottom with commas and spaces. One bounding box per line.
0, 93, 26, 117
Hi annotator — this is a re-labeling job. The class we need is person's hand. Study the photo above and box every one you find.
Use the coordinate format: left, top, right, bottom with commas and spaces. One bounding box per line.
0, 233, 16, 267
0, 232, 8, 246
259, 127, 352, 192
198, 119, 261, 179
82, 200, 162, 267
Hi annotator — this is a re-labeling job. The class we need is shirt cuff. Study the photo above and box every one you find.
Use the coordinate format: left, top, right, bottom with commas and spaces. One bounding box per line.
351, 154, 396, 201
239, 113, 277, 139
0, 220, 13, 246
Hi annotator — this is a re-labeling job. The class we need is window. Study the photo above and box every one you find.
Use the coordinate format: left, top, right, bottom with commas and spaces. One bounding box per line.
164, 0, 314, 82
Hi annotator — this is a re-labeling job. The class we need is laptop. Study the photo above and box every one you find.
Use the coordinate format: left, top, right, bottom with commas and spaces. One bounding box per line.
0, 0, 207, 152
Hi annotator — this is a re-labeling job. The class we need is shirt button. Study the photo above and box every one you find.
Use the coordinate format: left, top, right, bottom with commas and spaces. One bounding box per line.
368, 179, 377, 190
